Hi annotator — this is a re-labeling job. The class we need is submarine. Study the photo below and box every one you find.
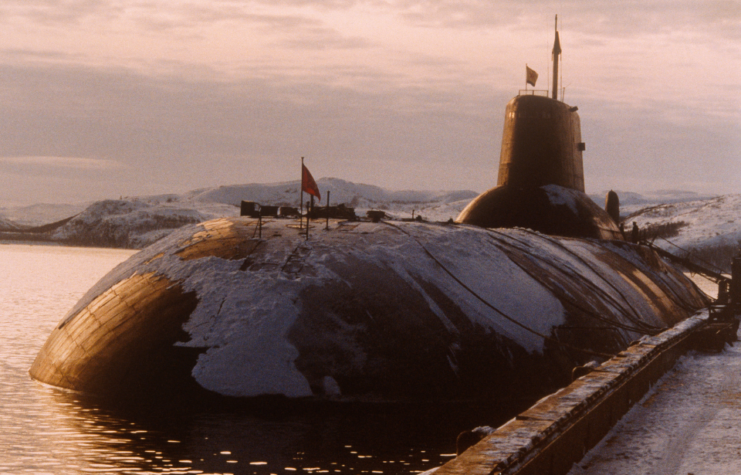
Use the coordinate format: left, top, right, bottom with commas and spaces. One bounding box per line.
30, 27, 708, 405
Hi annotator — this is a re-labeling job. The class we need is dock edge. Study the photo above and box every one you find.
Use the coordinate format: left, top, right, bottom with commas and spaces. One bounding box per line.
433, 310, 721, 475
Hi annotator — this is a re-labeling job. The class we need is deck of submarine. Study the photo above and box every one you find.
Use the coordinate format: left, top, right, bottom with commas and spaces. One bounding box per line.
568, 326, 741, 475
30, 213, 708, 403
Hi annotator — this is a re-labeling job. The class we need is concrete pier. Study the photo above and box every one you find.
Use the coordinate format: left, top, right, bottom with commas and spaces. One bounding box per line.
569, 325, 741, 474
433, 311, 722, 475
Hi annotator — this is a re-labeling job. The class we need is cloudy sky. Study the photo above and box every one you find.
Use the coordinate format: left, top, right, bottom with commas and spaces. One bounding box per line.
0, 1, 738, 205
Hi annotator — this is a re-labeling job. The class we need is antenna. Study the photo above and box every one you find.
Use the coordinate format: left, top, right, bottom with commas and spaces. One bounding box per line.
551, 14, 561, 101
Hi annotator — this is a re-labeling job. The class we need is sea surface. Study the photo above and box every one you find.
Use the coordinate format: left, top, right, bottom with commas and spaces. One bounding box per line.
0, 243, 517, 475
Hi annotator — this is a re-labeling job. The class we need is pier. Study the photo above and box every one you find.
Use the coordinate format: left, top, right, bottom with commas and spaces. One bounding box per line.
569, 326, 741, 474
430, 307, 739, 475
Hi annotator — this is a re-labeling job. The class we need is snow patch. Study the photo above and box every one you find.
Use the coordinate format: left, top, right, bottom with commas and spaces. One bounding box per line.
543, 185, 579, 214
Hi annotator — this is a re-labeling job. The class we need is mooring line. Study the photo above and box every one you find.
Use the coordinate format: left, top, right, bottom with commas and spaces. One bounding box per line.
488, 228, 662, 334
483, 232, 659, 336
382, 221, 614, 359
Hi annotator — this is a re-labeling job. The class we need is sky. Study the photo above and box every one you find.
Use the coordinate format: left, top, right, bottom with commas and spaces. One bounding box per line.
0, 1, 738, 206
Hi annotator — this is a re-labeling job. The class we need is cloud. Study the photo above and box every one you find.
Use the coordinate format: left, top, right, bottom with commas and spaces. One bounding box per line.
278, 26, 375, 50
1, 1, 330, 33
0, 1, 737, 205
0, 0, 120, 26
0, 60, 503, 198
133, 5, 325, 34
3, 0, 738, 42
0, 154, 129, 204
0, 56, 736, 205
0, 156, 123, 170
387, 0, 740, 40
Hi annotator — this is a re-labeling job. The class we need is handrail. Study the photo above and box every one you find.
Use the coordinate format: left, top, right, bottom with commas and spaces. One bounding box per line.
518, 89, 548, 96
645, 241, 730, 283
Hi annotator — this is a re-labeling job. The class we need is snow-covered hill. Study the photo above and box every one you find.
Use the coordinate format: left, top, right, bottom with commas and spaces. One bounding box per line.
50, 200, 206, 248
182, 177, 478, 220
588, 190, 717, 216
625, 194, 741, 273
0, 216, 23, 232
7, 178, 477, 248
2, 180, 737, 266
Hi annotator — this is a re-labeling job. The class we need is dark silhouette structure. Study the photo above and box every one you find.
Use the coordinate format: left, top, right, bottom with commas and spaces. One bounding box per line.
605, 190, 620, 224
457, 23, 622, 241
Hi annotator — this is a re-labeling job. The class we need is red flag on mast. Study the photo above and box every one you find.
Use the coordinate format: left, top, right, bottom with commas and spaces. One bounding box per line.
526, 65, 538, 87
302, 164, 321, 201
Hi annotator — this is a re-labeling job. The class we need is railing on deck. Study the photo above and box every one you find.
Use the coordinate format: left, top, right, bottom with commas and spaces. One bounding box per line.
518, 89, 548, 96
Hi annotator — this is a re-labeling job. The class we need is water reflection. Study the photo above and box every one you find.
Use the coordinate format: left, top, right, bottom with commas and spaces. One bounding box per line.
21, 384, 520, 474
30, 386, 519, 474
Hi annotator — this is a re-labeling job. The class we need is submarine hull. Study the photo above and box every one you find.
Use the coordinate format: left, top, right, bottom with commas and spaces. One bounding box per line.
30, 217, 707, 403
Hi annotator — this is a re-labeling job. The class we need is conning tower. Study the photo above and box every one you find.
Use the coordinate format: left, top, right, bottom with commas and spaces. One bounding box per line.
457, 19, 622, 240
497, 94, 585, 192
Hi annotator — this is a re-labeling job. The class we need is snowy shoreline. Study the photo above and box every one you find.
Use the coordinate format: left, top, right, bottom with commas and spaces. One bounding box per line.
1, 180, 736, 271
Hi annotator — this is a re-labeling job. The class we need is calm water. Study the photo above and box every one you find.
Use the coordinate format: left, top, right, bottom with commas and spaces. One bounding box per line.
0, 244, 515, 475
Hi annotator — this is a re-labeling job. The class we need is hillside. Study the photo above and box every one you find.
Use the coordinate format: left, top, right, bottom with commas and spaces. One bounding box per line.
1, 178, 477, 248
587, 190, 717, 216
181, 177, 477, 219
1, 181, 736, 270
625, 194, 740, 273
0, 216, 23, 232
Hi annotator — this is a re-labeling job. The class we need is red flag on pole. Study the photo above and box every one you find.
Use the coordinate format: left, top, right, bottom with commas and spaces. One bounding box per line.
526, 65, 538, 87
302, 164, 321, 201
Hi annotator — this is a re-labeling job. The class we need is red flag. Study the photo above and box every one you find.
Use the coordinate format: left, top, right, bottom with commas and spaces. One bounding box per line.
301, 164, 321, 200
526, 65, 538, 87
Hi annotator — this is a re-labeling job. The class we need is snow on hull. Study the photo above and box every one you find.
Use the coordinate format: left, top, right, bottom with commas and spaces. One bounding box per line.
30, 217, 708, 403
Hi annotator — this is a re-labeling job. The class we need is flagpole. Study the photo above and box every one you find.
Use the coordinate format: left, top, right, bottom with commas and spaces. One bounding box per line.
300, 156, 304, 233
306, 197, 310, 241
300, 157, 322, 240
325, 190, 330, 230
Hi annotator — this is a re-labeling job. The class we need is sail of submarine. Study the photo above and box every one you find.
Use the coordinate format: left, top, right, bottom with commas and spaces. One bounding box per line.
457, 18, 623, 240
28, 22, 708, 404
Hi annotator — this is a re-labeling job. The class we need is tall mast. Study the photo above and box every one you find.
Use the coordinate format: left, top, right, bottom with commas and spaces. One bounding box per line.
551, 15, 561, 100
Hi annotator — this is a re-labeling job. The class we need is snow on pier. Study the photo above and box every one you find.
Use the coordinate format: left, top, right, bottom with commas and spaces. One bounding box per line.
569, 327, 741, 475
